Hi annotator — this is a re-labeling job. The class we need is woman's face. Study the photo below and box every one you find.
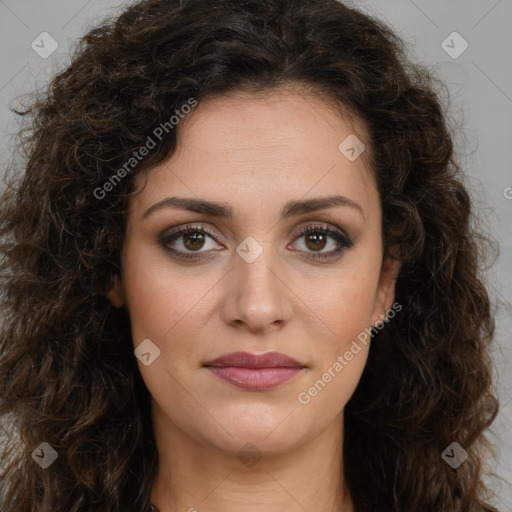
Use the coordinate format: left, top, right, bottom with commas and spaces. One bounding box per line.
108, 87, 400, 457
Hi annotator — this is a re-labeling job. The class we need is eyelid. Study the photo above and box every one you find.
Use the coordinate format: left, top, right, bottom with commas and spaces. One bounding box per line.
288, 223, 354, 257
161, 223, 223, 248
160, 223, 224, 244
292, 222, 352, 241
161, 221, 350, 241
159, 221, 354, 260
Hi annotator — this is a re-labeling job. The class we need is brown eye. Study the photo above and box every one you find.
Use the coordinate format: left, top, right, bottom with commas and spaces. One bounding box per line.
290, 224, 354, 261
160, 223, 354, 262
304, 232, 328, 252
181, 231, 207, 251
160, 224, 223, 260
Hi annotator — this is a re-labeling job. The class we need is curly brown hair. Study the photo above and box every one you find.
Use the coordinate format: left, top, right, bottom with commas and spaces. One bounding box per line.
0, 0, 500, 511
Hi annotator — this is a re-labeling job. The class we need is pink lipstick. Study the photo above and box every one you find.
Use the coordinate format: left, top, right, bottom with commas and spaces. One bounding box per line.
203, 351, 306, 390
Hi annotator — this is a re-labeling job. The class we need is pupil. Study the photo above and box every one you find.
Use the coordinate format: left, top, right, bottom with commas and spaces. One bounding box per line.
181, 231, 328, 253
306, 233, 326, 251
184, 232, 205, 251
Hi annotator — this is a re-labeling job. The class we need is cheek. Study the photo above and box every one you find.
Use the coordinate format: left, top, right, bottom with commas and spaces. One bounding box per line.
121, 245, 226, 398
295, 255, 380, 408
122, 251, 210, 400
307, 257, 381, 346
121, 245, 211, 343
296, 277, 375, 415
296, 345, 369, 428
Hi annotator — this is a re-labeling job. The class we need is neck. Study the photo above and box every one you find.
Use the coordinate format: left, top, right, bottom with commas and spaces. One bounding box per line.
149, 405, 354, 512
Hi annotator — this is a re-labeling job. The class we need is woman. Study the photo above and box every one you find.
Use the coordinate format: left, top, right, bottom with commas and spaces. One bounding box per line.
0, 0, 500, 510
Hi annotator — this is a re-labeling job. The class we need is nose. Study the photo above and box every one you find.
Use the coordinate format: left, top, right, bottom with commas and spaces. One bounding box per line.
221, 243, 293, 334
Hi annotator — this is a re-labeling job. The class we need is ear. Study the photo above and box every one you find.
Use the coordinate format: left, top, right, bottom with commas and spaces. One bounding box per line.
371, 257, 401, 327
107, 273, 125, 308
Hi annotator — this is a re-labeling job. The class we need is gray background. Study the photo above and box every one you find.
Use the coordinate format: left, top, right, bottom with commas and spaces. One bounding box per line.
1, 0, 511, 509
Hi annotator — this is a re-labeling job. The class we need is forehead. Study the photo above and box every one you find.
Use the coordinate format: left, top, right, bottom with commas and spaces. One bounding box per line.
131, 87, 379, 224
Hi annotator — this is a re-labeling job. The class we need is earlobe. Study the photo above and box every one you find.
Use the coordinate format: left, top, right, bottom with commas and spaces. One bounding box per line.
372, 257, 402, 326
106, 274, 125, 308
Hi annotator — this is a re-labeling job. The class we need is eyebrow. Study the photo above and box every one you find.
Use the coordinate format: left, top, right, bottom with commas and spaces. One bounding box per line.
142, 195, 365, 221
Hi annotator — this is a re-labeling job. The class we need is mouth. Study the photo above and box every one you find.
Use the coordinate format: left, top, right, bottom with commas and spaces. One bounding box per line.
203, 351, 307, 391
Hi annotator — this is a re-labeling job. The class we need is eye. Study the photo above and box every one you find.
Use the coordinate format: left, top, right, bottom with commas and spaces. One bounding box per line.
288, 224, 354, 261
159, 224, 223, 260
159, 223, 354, 261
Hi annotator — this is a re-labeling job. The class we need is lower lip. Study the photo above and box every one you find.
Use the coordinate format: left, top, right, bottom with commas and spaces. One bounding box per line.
205, 366, 304, 390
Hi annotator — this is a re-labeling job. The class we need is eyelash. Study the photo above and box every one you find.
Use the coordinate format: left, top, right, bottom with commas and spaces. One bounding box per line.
159, 223, 354, 261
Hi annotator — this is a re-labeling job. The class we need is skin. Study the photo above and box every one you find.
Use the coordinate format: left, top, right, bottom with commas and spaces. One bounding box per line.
108, 85, 401, 512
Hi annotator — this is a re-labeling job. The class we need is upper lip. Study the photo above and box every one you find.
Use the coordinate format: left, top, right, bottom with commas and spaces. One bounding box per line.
203, 351, 306, 368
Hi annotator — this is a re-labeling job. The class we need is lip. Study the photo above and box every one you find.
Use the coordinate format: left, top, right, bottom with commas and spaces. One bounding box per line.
203, 351, 305, 368
203, 351, 306, 391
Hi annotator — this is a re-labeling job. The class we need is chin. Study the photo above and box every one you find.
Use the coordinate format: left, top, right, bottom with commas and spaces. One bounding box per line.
198, 405, 316, 456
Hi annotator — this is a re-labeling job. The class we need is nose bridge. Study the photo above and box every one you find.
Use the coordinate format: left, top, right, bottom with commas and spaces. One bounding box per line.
240, 245, 278, 298
224, 236, 291, 331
